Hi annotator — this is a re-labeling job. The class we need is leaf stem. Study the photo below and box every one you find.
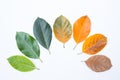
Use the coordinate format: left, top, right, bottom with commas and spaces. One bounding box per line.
35, 67, 40, 70
73, 44, 78, 50
39, 58, 43, 63
77, 52, 83, 55
63, 43, 65, 48
48, 49, 51, 55
81, 61, 85, 62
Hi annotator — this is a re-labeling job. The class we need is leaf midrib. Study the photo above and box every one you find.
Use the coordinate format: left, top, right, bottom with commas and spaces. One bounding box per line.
21, 37, 39, 58
76, 17, 87, 43
38, 21, 48, 49
21, 62, 35, 70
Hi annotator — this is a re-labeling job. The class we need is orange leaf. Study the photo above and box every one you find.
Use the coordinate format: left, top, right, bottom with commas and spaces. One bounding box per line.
73, 15, 91, 49
82, 33, 107, 54
85, 55, 112, 72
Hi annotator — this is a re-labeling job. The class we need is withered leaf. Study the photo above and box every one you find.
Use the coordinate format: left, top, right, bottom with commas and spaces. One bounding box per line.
82, 33, 107, 55
85, 55, 112, 72
53, 15, 72, 47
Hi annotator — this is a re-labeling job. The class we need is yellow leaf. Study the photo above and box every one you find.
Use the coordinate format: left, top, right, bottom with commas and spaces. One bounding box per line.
53, 15, 72, 47
82, 33, 107, 54
73, 15, 91, 49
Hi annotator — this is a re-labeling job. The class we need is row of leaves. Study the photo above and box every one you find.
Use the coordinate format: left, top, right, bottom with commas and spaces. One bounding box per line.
7, 15, 112, 72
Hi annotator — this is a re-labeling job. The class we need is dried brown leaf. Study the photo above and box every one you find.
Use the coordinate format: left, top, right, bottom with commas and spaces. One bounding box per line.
85, 55, 112, 72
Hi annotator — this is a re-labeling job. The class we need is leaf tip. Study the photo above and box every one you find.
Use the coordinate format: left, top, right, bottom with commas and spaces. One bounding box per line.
37, 17, 40, 19
59, 15, 66, 19
84, 15, 88, 17
16, 31, 19, 34
7, 57, 10, 61
60, 14, 63, 17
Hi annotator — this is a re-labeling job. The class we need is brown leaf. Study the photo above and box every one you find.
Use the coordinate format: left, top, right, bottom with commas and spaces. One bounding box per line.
85, 55, 112, 72
82, 33, 107, 54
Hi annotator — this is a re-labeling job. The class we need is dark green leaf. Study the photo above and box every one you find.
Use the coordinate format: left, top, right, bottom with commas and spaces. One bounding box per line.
7, 55, 38, 72
16, 32, 40, 59
33, 17, 52, 51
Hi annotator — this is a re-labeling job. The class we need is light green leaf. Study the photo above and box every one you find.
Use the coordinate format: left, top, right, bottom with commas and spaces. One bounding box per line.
33, 17, 52, 54
53, 15, 72, 48
16, 32, 41, 61
7, 55, 38, 72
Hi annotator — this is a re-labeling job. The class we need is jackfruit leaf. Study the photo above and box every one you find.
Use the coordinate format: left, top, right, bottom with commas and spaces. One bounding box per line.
73, 15, 91, 49
85, 55, 112, 72
33, 17, 52, 54
53, 15, 72, 48
82, 33, 107, 55
7, 55, 39, 72
16, 32, 42, 62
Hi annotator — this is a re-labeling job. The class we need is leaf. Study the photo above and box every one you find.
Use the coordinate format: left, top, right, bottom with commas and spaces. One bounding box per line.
33, 17, 52, 54
73, 15, 91, 49
16, 32, 42, 62
7, 55, 38, 72
85, 55, 112, 72
82, 33, 107, 55
53, 15, 72, 47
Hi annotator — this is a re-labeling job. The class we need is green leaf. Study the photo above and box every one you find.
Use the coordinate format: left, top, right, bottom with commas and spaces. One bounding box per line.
53, 15, 72, 48
7, 55, 38, 72
16, 32, 41, 59
33, 17, 52, 54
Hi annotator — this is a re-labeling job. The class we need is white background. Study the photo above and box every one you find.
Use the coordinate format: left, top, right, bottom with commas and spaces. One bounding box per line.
0, 0, 120, 80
